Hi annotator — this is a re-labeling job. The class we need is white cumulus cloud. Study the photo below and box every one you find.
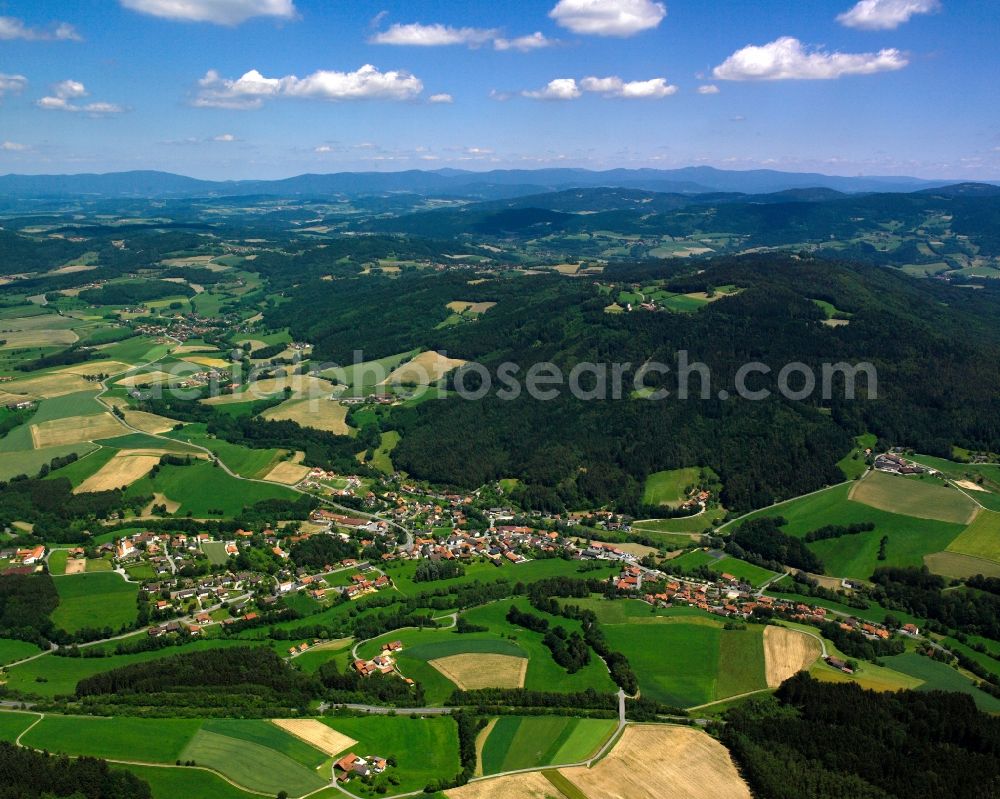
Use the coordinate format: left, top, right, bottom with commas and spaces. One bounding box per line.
36, 80, 124, 115
1, 141, 29, 151
0, 73, 28, 97
837, 0, 940, 30
428, 93, 454, 103
0, 16, 82, 41
523, 78, 582, 100
581, 75, 677, 98
698, 84, 720, 94
549, 0, 666, 37
213, 133, 237, 141
494, 32, 555, 51
371, 23, 497, 47
120, 0, 296, 25
194, 65, 424, 109
713, 37, 908, 80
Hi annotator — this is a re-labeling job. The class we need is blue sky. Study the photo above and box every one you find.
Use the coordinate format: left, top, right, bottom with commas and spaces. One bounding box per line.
0, 0, 997, 179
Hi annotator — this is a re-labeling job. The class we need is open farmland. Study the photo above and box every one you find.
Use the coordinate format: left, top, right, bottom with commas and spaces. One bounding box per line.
763, 626, 822, 687
125, 460, 298, 517
262, 397, 350, 434
733, 482, 968, 579
445, 771, 568, 799
180, 728, 327, 796
849, 470, 978, 524
945, 509, 1000, 563
271, 719, 356, 756
74, 451, 161, 492
30, 413, 126, 448
315, 714, 461, 794
558, 725, 751, 799
429, 653, 528, 690
50, 572, 139, 634
480, 716, 617, 774
263, 460, 311, 484
383, 350, 467, 385
642, 467, 701, 506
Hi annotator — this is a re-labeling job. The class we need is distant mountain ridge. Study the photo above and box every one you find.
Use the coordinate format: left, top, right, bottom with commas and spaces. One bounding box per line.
0, 167, 993, 201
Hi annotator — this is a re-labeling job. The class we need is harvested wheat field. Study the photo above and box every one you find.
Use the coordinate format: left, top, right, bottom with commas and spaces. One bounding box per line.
429, 654, 528, 690
116, 370, 175, 387
446, 772, 565, 799
0, 329, 78, 349
272, 719, 356, 756
182, 355, 231, 369
264, 461, 311, 485
31, 413, 125, 448
558, 725, 751, 799
58, 360, 132, 377
954, 479, 988, 492
75, 452, 161, 493
0, 372, 95, 401
384, 351, 467, 385
763, 626, 822, 688
473, 718, 498, 777
121, 410, 177, 435
203, 375, 332, 404
262, 397, 349, 434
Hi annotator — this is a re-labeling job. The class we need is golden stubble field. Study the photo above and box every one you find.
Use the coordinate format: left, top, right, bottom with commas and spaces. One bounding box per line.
429, 654, 528, 690
763, 626, 823, 688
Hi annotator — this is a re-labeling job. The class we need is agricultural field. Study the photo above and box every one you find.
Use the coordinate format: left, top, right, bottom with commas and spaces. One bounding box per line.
945, 509, 1000, 564
74, 450, 162, 493
316, 714, 461, 794
4, 639, 262, 698
600, 620, 767, 708
384, 350, 467, 386
124, 460, 298, 517
30, 413, 126, 448
21, 716, 202, 763
881, 652, 1000, 712
180, 727, 327, 796
849, 470, 978, 524
166, 424, 288, 478
732, 482, 968, 580
262, 396, 350, 434
479, 716, 617, 774
117, 765, 263, 799
642, 467, 701, 507
0, 638, 42, 666
50, 572, 139, 635
0, 710, 41, 742
430, 652, 528, 690
669, 550, 778, 588
556, 724, 751, 799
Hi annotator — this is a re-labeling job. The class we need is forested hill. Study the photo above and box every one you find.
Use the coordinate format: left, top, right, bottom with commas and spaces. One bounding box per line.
355, 186, 1000, 259
269, 254, 1000, 513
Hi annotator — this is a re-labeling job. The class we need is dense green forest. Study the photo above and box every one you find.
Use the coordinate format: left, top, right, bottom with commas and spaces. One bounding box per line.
721, 673, 1000, 799
0, 742, 152, 799
267, 253, 1000, 512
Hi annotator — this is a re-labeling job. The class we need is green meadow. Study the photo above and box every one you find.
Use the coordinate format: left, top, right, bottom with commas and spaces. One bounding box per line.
480, 716, 616, 774
125, 459, 297, 516
51, 572, 139, 635
732, 482, 967, 580
642, 467, 701, 507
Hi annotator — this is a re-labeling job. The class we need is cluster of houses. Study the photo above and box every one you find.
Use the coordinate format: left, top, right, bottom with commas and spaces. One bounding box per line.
335, 752, 390, 783
353, 640, 405, 678
874, 451, 932, 476
309, 509, 389, 537
299, 470, 363, 497
1, 544, 46, 575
